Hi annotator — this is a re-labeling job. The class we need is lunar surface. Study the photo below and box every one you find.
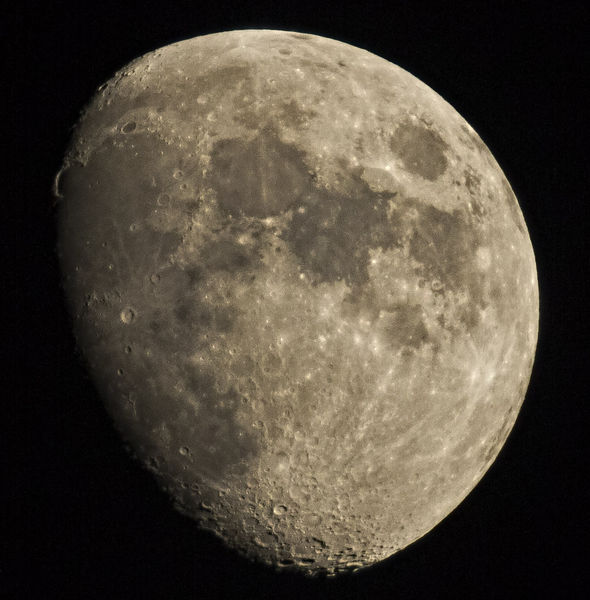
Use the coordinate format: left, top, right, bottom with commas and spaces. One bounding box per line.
55, 30, 538, 575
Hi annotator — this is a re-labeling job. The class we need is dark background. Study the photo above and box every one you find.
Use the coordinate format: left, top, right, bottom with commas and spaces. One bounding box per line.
10, 1, 588, 598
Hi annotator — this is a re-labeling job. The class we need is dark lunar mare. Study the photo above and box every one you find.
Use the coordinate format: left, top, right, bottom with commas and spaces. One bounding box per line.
208, 127, 400, 290
208, 124, 488, 341
57, 129, 262, 482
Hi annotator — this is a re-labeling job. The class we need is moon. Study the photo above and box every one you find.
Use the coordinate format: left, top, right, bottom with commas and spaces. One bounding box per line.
55, 29, 538, 576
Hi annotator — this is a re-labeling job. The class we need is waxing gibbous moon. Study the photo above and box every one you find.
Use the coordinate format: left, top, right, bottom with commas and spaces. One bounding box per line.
55, 29, 538, 575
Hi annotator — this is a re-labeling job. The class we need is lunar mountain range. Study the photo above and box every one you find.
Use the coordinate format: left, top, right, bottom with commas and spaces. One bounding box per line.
55, 30, 538, 575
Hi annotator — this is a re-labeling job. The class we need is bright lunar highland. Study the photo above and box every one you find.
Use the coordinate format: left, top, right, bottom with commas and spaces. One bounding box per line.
56, 30, 539, 576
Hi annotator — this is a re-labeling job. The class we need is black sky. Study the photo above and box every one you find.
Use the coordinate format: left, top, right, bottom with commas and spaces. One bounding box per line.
10, 1, 589, 598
